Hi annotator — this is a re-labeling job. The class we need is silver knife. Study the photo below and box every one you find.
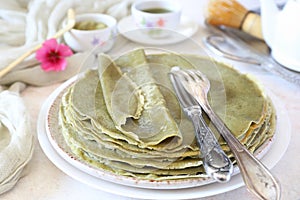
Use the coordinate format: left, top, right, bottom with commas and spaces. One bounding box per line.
169, 68, 233, 182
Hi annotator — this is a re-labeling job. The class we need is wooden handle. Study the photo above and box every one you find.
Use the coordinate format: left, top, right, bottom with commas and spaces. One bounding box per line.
0, 44, 42, 78
241, 12, 263, 40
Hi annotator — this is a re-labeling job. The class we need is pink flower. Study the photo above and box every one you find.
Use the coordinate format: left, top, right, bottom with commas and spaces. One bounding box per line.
36, 38, 73, 72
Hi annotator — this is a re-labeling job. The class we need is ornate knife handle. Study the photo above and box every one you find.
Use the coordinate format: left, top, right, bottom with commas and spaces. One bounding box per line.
187, 106, 233, 182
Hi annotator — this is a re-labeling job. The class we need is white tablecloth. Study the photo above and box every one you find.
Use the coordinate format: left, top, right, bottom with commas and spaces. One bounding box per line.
2, 0, 300, 199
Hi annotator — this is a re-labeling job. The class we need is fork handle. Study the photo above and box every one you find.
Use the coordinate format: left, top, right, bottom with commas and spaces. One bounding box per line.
203, 104, 281, 200
189, 108, 233, 182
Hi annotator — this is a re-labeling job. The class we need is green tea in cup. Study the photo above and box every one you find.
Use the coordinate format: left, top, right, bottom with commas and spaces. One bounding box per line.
74, 21, 108, 30
141, 8, 172, 14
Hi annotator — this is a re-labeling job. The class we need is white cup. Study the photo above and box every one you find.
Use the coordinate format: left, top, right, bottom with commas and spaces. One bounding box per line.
269, 14, 300, 72
260, 0, 300, 72
131, 0, 182, 38
63, 13, 117, 52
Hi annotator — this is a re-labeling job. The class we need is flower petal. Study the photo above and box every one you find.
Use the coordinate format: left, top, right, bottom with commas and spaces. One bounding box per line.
58, 43, 73, 57
41, 61, 55, 72
36, 47, 49, 62
55, 59, 68, 71
43, 38, 59, 50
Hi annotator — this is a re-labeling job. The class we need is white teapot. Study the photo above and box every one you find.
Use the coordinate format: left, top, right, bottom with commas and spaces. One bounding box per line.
259, 0, 300, 72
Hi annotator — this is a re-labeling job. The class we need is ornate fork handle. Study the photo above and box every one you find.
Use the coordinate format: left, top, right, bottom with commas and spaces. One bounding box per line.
201, 102, 280, 200
186, 106, 233, 182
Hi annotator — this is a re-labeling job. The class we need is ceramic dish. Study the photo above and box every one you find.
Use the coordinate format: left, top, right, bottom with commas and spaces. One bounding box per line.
117, 16, 198, 45
38, 74, 290, 199
38, 67, 290, 191
63, 13, 117, 53
131, 0, 182, 38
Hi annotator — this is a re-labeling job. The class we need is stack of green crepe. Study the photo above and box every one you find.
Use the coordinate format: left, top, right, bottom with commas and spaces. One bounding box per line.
58, 49, 276, 181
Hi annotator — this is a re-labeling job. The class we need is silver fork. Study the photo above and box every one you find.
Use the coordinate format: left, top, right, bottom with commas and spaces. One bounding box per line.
173, 67, 281, 200
169, 67, 233, 183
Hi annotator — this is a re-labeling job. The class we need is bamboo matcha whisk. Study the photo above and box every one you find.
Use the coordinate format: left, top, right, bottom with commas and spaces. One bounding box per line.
205, 0, 263, 40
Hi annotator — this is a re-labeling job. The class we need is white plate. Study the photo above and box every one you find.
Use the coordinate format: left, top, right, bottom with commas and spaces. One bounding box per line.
117, 16, 198, 45
38, 75, 291, 199
44, 74, 276, 189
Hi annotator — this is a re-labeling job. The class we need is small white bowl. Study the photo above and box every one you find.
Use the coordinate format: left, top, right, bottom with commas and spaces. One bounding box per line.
64, 13, 117, 53
131, 0, 182, 38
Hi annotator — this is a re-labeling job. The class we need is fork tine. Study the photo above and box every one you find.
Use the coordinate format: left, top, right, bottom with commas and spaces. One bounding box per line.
194, 70, 210, 87
188, 70, 209, 85
185, 69, 211, 92
179, 69, 209, 88
173, 69, 190, 85
188, 70, 202, 84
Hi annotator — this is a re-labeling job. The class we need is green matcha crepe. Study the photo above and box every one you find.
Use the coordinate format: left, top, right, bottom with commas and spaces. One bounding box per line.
98, 50, 183, 150
57, 49, 276, 181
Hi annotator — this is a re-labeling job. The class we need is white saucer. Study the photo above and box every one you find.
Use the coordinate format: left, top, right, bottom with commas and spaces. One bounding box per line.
117, 16, 199, 45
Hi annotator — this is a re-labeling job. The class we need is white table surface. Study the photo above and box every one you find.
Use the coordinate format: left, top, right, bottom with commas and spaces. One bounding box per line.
2, 0, 300, 200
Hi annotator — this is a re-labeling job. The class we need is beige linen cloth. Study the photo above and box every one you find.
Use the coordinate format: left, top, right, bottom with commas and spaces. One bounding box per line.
0, 83, 33, 194
0, 0, 133, 194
